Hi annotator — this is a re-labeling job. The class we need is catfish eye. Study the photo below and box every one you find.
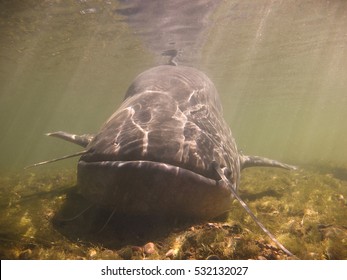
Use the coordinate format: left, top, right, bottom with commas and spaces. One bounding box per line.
223, 167, 232, 178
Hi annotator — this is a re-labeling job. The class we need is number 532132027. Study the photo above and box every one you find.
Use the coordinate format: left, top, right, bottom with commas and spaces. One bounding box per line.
194, 266, 248, 276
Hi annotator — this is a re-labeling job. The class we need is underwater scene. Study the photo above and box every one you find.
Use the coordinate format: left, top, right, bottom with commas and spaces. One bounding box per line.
0, 0, 346, 260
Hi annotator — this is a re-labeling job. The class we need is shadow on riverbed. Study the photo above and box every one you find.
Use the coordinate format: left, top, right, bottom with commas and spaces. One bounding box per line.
52, 188, 200, 250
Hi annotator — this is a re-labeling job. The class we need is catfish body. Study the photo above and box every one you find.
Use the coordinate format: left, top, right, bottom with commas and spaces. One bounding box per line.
37, 65, 294, 219
78, 65, 240, 218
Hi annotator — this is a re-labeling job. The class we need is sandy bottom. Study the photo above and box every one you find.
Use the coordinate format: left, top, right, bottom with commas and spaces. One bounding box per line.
0, 164, 346, 260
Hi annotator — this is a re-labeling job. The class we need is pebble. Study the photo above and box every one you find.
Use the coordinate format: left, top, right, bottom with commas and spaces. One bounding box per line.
206, 255, 220, 260
19, 249, 32, 260
165, 249, 178, 258
89, 249, 97, 257
143, 242, 156, 255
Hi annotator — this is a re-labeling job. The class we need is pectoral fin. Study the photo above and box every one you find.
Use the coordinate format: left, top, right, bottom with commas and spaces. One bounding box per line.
240, 155, 297, 170
46, 131, 94, 148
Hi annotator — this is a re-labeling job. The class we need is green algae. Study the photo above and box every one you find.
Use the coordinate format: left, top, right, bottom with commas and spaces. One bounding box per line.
0, 165, 346, 260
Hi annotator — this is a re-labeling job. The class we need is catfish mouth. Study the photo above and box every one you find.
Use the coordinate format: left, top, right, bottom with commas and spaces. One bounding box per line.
77, 159, 232, 219
78, 158, 222, 186
79, 151, 222, 181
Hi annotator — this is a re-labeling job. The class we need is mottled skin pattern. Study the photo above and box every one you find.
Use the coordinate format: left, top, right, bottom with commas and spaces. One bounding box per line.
40, 65, 294, 219
82, 65, 240, 185
77, 65, 240, 218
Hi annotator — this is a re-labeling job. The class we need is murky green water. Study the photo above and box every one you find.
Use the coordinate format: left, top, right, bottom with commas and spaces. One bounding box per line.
0, 0, 346, 259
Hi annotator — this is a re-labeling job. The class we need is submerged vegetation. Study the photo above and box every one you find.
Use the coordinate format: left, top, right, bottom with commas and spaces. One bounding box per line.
0, 165, 346, 260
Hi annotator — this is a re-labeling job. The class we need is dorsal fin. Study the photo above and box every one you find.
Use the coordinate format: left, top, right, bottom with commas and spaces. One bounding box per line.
161, 49, 179, 66
240, 155, 297, 170
46, 131, 94, 148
